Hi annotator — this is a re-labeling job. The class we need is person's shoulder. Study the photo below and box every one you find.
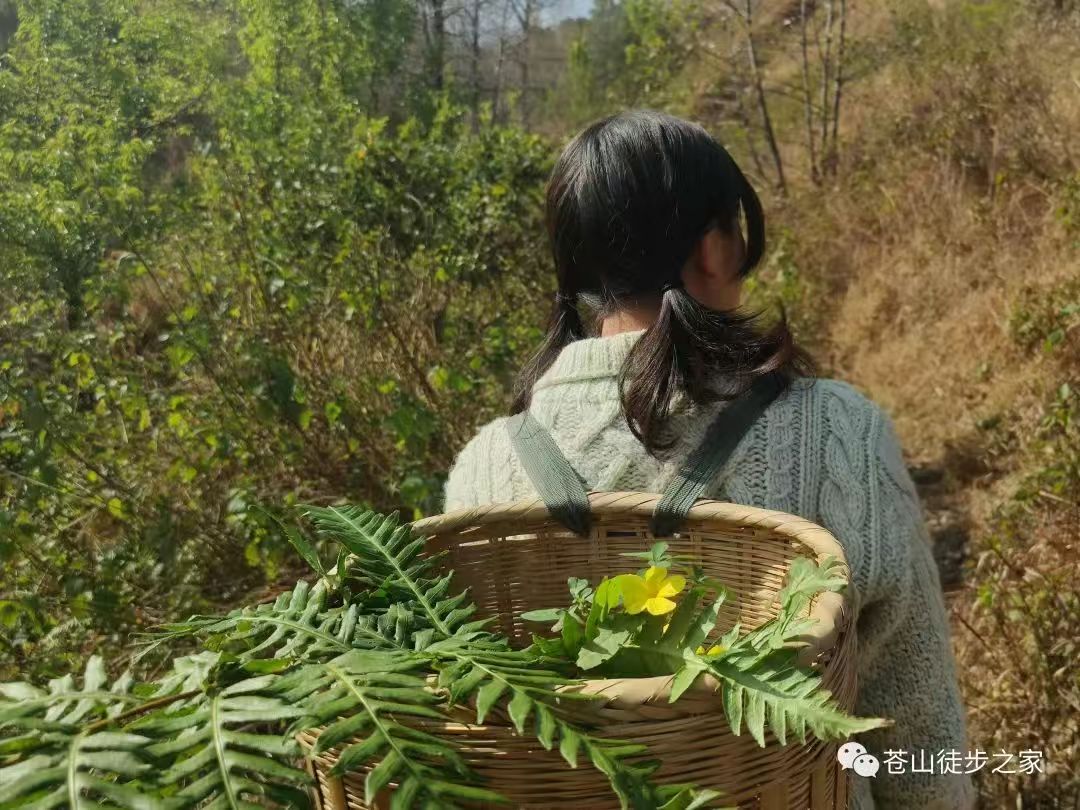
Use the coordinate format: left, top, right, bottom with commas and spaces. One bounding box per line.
443, 414, 516, 511
789, 377, 891, 432
800, 377, 914, 489
794, 376, 881, 413
787, 377, 908, 477
452, 414, 514, 467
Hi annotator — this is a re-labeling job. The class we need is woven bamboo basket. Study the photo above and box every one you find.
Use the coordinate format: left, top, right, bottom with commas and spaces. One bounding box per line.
299, 491, 858, 810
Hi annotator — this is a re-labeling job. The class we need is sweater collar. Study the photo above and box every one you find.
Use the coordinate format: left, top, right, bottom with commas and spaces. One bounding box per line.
533, 329, 646, 391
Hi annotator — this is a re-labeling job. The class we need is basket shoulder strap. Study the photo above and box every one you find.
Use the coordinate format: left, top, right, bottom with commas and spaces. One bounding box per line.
506, 411, 592, 536
650, 373, 785, 537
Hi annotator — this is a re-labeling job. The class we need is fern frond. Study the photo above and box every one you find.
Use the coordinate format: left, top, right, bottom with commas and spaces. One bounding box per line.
427, 637, 683, 810
0, 656, 165, 809
707, 650, 887, 747
302, 505, 492, 642
136, 675, 313, 809
155, 578, 410, 663
281, 650, 506, 808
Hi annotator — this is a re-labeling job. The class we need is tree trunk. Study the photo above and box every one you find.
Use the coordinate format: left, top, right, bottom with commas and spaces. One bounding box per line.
469, 0, 482, 130
799, 0, 819, 183
517, 0, 534, 128
428, 0, 446, 92
744, 0, 786, 194
819, 0, 835, 161
735, 83, 770, 183
492, 0, 512, 123
828, 0, 848, 175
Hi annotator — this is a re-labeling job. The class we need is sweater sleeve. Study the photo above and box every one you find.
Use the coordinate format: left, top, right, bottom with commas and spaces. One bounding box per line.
442, 417, 516, 512
853, 413, 975, 810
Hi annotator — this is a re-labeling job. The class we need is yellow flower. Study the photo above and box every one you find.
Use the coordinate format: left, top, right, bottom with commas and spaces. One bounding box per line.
614, 566, 686, 616
695, 644, 727, 657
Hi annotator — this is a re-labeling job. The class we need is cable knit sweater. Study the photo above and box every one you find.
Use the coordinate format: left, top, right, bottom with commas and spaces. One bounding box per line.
443, 329, 974, 810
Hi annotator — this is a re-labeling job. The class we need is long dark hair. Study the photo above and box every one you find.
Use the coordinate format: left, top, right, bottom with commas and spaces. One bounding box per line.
511, 110, 814, 453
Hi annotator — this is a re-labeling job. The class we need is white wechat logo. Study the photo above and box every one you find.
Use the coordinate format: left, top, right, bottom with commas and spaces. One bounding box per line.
837, 742, 880, 777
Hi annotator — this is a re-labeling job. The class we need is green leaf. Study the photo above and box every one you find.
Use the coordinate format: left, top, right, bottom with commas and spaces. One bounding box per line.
669, 665, 703, 703
560, 614, 584, 658
519, 608, 564, 623
448, 665, 487, 704
559, 728, 582, 767
475, 680, 506, 724
745, 689, 766, 747
680, 594, 725, 653
365, 750, 402, 805
389, 776, 421, 810
567, 577, 589, 600
535, 706, 557, 750
259, 506, 325, 578
585, 578, 616, 639
723, 683, 743, 736
656, 586, 706, 650
707, 656, 888, 746
507, 689, 532, 733
331, 735, 385, 773
576, 627, 630, 671
0, 662, 163, 808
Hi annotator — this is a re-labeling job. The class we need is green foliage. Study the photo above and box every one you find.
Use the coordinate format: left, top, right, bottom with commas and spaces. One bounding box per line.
0, 656, 156, 809
0, 0, 550, 682
139, 677, 312, 809
1009, 277, 1080, 362
554, 0, 699, 123
524, 544, 887, 749
951, 279, 1080, 806
281, 652, 499, 808
0, 0, 219, 319
1058, 172, 1080, 243
0, 507, 875, 808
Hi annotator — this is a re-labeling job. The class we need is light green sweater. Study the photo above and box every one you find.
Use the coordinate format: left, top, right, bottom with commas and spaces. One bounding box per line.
444, 329, 974, 810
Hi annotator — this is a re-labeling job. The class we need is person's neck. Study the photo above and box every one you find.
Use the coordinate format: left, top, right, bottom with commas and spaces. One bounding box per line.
599, 283, 743, 337
599, 302, 659, 337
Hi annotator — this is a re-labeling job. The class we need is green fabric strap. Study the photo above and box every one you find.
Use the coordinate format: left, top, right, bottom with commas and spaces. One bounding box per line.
649, 372, 785, 537
506, 410, 592, 536
506, 373, 784, 538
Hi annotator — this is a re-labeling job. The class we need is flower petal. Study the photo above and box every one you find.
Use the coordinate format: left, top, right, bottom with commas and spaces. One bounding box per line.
656, 574, 686, 599
644, 566, 668, 591
644, 596, 677, 616
616, 574, 649, 614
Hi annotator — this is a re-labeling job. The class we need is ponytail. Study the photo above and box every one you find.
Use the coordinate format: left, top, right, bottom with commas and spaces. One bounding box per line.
620, 285, 810, 453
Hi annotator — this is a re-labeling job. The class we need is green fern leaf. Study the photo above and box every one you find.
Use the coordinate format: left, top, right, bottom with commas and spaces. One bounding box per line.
302, 506, 488, 642
154, 578, 410, 666
706, 653, 887, 746
278, 650, 503, 808
0, 657, 168, 809
136, 675, 312, 809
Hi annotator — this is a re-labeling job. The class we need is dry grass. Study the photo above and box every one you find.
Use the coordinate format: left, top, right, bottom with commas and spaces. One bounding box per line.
690, 1, 1080, 803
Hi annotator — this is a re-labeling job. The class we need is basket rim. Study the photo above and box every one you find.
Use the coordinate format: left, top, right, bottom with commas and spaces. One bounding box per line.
413, 491, 856, 675
415, 491, 849, 566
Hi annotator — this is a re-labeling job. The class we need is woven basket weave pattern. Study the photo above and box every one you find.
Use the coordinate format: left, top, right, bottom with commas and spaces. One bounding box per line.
302, 493, 857, 809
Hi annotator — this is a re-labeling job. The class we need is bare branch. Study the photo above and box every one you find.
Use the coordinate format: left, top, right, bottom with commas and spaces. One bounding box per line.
742, 0, 786, 194
819, 0, 835, 158
828, 0, 849, 174
799, 0, 819, 183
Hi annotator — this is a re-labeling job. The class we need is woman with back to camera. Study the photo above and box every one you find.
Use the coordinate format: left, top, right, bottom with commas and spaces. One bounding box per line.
443, 110, 974, 810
